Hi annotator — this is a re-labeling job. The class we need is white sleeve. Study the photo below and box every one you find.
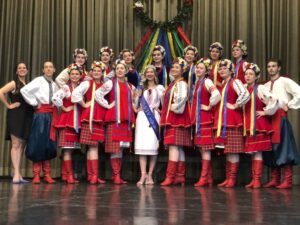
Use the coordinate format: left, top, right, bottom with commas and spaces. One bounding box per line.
171, 81, 188, 114
205, 79, 221, 106
233, 79, 250, 107
95, 80, 113, 108
20, 78, 40, 106
55, 68, 70, 88
257, 85, 279, 115
51, 85, 70, 107
71, 81, 90, 103
156, 84, 166, 105
284, 78, 300, 109
131, 85, 139, 109
103, 70, 115, 83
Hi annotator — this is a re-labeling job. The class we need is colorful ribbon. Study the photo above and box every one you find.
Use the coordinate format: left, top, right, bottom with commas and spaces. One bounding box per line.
114, 79, 121, 126
166, 78, 184, 120
134, 27, 152, 54
196, 78, 205, 136
212, 61, 220, 86
89, 82, 96, 133
187, 64, 195, 102
73, 103, 79, 133
176, 25, 191, 45
167, 31, 177, 59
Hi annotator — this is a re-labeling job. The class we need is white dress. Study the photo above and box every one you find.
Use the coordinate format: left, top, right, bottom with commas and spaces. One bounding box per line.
135, 85, 165, 155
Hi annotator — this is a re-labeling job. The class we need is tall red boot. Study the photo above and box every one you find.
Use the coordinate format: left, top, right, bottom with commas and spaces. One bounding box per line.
61, 160, 68, 181
194, 160, 210, 187
225, 162, 239, 188
110, 158, 127, 184
86, 160, 92, 182
252, 160, 263, 188
32, 162, 42, 184
160, 160, 177, 186
207, 162, 213, 186
65, 160, 79, 184
173, 161, 185, 185
245, 160, 255, 188
42, 160, 56, 184
218, 161, 231, 187
263, 167, 281, 188
89, 159, 106, 184
276, 165, 293, 189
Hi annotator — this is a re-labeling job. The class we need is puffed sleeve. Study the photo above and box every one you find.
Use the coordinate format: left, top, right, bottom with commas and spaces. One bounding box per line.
95, 80, 113, 108
232, 79, 250, 107
171, 81, 188, 114
51, 85, 70, 107
156, 84, 165, 105
71, 81, 90, 103
103, 70, 115, 83
204, 79, 221, 106
283, 77, 300, 109
55, 68, 70, 88
131, 85, 140, 109
20, 77, 40, 106
257, 85, 279, 115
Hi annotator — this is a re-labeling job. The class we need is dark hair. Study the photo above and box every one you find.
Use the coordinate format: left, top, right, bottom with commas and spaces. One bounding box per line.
14, 62, 28, 93
267, 58, 282, 67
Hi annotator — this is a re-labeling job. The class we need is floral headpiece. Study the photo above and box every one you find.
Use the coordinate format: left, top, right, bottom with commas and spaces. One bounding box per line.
73, 48, 88, 61
119, 49, 135, 61
173, 57, 188, 71
183, 45, 199, 57
115, 59, 129, 72
67, 63, 83, 74
209, 42, 224, 56
90, 61, 106, 72
99, 46, 114, 58
219, 59, 235, 73
196, 57, 212, 73
152, 45, 166, 58
232, 40, 248, 56
243, 62, 260, 76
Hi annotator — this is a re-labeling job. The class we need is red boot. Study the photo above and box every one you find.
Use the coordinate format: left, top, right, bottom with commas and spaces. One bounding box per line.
42, 160, 56, 184
110, 158, 127, 184
276, 165, 293, 189
225, 162, 239, 188
89, 159, 106, 184
263, 167, 281, 188
245, 160, 255, 188
65, 160, 79, 184
61, 160, 67, 181
207, 162, 213, 186
86, 159, 92, 182
173, 161, 185, 185
218, 161, 231, 187
160, 160, 177, 186
252, 160, 263, 188
32, 162, 42, 184
194, 160, 210, 187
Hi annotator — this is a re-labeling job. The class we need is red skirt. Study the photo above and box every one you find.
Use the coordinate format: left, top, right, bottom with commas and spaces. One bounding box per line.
164, 126, 192, 147
214, 128, 244, 153
245, 132, 272, 153
80, 122, 104, 146
194, 125, 214, 150
105, 122, 132, 153
58, 128, 80, 148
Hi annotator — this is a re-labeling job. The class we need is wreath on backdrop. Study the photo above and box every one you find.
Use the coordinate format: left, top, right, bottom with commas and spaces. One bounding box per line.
133, 0, 193, 71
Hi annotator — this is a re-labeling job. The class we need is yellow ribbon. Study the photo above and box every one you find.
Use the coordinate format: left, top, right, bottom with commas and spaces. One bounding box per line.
89, 82, 96, 132
216, 80, 229, 137
250, 90, 255, 136
167, 31, 176, 59
117, 81, 121, 124
187, 63, 194, 98
213, 61, 220, 86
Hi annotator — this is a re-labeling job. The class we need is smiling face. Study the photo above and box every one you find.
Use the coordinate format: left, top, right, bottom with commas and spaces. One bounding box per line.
195, 63, 206, 79
115, 63, 127, 79
184, 50, 195, 64
69, 70, 81, 84
74, 53, 86, 66
170, 63, 182, 79
232, 46, 243, 60
218, 65, 231, 80
145, 67, 156, 82
210, 48, 221, 61
16, 63, 28, 78
100, 52, 111, 65
92, 67, 103, 80
152, 50, 163, 64
122, 51, 133, 65
244, 69, 257, 86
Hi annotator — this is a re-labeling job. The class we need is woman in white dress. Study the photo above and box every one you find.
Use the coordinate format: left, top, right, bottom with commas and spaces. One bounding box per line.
135, 65, 165, 185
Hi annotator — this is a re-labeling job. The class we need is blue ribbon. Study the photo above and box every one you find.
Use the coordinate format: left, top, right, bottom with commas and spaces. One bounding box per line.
114, 79, 119, 127
163, 30, 172, 68
222, 78, 232, 138
157, 28, 163, 45
234, 59, 242, 77
141, 92, 160, 140
189, 65, 195, 103
125, 82, 132, 131
196, 78, 205, 136
253, 85, 257, 136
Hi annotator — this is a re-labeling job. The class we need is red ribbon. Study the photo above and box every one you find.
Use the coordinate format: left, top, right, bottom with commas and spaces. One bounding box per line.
176, 25, 191, 46
133, 27, 153, 54
36, 104, 58, 141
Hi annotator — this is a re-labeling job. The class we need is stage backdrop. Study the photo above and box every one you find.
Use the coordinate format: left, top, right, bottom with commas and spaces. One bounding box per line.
0, 0, 299, 181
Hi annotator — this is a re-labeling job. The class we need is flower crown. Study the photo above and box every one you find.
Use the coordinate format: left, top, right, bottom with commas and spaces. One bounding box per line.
67, 64, 83, 74
73, 48, 88, 61
115, 59, 129, 72
243, 62, 260, 75
152, 45, 166, 58
99, 46, 114, 58
183, 45, 199, 57
209, 42, 224, 56
219, 59, 235, 73
119, 49, 135, 61
90, 61, 106, 71
196, 57, 212, 73
232, 40, 248, 56
173, 57, 188, 71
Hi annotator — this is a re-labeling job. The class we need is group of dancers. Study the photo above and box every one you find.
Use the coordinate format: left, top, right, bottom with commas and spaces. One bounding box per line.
1, 40, 300, 189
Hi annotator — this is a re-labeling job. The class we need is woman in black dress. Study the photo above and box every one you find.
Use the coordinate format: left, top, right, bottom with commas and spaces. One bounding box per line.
0, 62, 34, 183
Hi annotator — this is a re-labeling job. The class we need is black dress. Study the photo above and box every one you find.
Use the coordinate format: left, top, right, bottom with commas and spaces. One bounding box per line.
6, 78, 34, 140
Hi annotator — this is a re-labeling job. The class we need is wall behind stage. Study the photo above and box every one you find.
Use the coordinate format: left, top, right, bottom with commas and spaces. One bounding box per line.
0, 0, 299, 179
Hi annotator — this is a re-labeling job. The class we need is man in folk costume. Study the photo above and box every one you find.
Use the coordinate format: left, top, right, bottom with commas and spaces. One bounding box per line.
21, 61, 58, 184
208, 42, 224, 89
56, 48, 89, 88
191, 58, 221, 187
243, 62, 278, 188
182, 45, 199, 103
214, 59, 250, 188
263, 58, 300, 189
160, 57, 193, 186
232, 40, 247, 83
